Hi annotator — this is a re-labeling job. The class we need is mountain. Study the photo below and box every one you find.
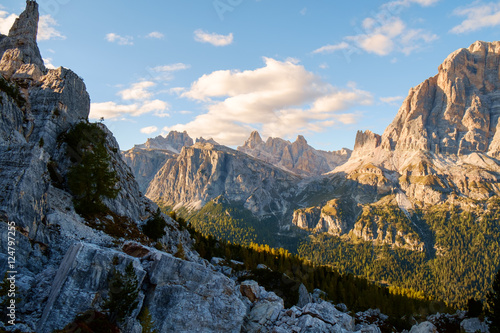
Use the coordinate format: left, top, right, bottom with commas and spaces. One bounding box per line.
133, 130, 193, 152
294, 41, 500, 307
337, 41, 500, 204
1, 4, 425, 332
146, 141, 300, 218
137, 40, 500, 308
238, 130, 352, 176
121, 131, 193, 192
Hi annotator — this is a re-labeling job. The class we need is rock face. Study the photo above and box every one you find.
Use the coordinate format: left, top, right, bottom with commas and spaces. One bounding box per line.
238, 131, 352, 176
121, 148, 176, 193
383, 41, 500, 157
122, 131, 194, 192
337, 41, 500, 205
146, 141, 300, 216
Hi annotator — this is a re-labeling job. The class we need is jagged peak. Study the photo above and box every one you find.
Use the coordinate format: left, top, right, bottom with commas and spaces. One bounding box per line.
9, 1, 39, 42
243, 130, 263, 148
0, 0, 46, 72
353, 130, 381, 152
295, 135, 308, 145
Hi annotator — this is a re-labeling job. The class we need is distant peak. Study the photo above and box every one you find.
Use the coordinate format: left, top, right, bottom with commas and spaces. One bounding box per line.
295, 135, 307, 144
244, 131, 263, 148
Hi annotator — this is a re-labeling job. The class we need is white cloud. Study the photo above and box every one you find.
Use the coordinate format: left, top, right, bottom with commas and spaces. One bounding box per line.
106, 33, 134, 45
400, 29, 437, 55
347, 17, 406, 56
314, 5, 438, 57
380, 96, 405, 105
165, 58, 373, 145
141, 126, 159, 134
194, 29, 233, 46
386, 0, 440, 7
0, 11, 17, 35
152, 63, 191, 72
146, 31, 164, 39
312, 42, 350, 54
89, 100, 169, 120
451, 2, 500, 34
300, 8, 307, 16
43, 58, 57, 69
38, 15, 65, 41
118, 81, 155, 101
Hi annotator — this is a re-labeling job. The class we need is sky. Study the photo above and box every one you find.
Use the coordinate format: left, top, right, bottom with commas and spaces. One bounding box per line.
1, 0, 499, 151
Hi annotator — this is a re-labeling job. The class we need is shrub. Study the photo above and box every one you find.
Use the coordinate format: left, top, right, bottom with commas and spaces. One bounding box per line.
0, 75, 25, 107
142, 209, 167, 241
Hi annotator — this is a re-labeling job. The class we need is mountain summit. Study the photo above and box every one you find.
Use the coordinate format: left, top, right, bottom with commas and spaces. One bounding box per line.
238, 131, 352, 176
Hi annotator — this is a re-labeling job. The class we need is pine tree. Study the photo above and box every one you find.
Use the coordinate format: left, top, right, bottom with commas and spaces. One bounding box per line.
174, 243, 186, 260
65, 122, 119, 216
139, 307, 158, 333
488, 269, 500, 332
104, 261, 139, 324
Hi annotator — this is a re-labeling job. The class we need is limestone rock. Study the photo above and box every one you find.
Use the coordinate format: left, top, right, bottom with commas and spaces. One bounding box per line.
121, 147, 175, 193
122, 131, 194, 192
460, 318, 489, 333
409, 321, 438, 333
240, 280, 261, 302
147, 251, 247, 333
297, 283, 312, 308
0, 0, 46, 72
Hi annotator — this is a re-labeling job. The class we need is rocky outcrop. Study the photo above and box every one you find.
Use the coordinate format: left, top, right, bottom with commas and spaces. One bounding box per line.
33, 242, 247, 333
0, 3, 193, 332
238, 131, 351, 176
146, 142, 300, 216
0, 0, 45, 72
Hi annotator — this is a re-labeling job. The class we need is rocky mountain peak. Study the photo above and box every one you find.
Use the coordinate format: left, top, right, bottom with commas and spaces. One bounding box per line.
381, 40, 500, 157
0, 0, 45, 73
294, 135, 308, 147
134, 130, 193, 153
243, 130, 263, 149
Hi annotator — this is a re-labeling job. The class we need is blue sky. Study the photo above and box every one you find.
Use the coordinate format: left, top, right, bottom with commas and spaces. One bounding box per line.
1, 0, 499, 151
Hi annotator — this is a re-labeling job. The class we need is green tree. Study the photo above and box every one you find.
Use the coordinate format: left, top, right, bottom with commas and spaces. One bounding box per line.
174, 243, 186, 260
488, 269, 500, 332
65, 122, 119, 216
142, 209, 167, 241
104, 261, 140, 324
139, 307, 158, 333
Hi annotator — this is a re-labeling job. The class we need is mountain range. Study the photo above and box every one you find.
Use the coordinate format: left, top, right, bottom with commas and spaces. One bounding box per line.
124, 40, 500, 308
0, 2, 498, 332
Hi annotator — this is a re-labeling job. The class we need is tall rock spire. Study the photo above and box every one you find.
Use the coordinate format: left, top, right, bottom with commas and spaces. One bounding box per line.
0, 0, 46, 72
9, 1, 39, 43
